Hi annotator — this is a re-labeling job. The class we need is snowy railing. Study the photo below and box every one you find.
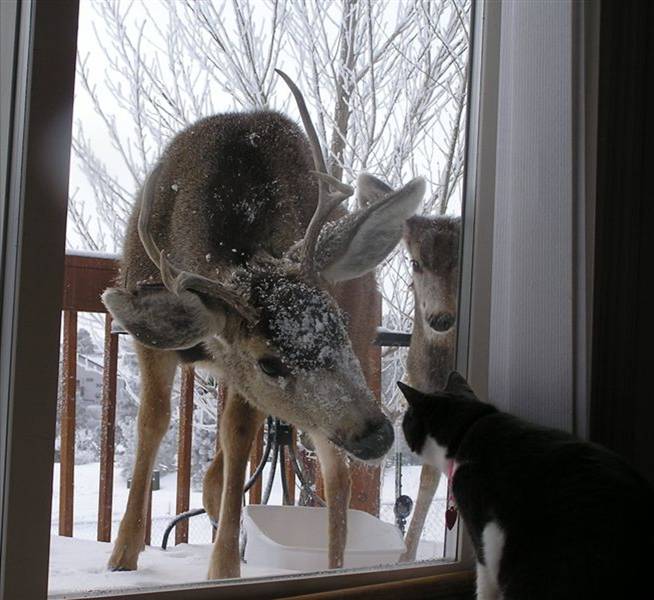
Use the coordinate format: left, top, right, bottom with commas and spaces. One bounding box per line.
57, 253, 383, 547
60, 253, 119, 542
58, 253, 226, 545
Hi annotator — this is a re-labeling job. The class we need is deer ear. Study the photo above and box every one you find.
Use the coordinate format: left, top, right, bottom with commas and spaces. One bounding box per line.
445, 371, 479, 401
356, 173, 393, 207
102, 286, 228, 350
317, 177, 425, 283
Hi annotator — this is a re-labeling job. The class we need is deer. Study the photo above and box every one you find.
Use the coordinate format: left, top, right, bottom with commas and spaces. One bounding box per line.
399, 214, 460, 562
101, 71, 425, 579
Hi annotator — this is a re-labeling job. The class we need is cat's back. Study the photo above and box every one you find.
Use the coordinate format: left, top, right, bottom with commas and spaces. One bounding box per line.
456, 412, 654, 599
461, 411, 653, 503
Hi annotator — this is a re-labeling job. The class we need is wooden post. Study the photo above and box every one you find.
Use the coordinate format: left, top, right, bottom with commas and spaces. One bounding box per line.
59, 310, 77, 537
317, 273, 383, 515
175, 367, 195, 545
97, 314, 118, 541
299, 445, 318, 507
58, 255, 121, 538
349, 279, 383, 516
145, 488, 153, 546
284, 428, 296, 505
249, 424, 264, 504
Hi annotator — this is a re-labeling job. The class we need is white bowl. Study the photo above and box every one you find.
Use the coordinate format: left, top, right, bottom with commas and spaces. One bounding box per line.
243, 505, 406, 572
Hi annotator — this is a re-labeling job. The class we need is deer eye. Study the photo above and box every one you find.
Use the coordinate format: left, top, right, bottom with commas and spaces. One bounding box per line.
258, 356, 290, 378
411, 259, 422, 273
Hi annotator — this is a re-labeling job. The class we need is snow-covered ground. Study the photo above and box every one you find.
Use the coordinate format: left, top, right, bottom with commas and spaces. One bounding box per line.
49, 535, 295, 597
49, 462, 447, 596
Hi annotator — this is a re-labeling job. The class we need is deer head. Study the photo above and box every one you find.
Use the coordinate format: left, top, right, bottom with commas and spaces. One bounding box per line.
103, 71, 424, 461
404, 215, 461, 337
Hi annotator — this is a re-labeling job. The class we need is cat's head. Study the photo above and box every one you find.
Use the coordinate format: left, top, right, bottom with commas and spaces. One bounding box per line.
399, 371, 494, 461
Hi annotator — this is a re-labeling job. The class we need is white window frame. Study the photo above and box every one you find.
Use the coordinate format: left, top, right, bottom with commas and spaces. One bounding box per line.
0, 1, 504, 598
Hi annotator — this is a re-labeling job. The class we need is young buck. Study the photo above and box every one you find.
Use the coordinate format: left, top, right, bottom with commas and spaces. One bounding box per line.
400, 215, 460, 562
102, 71, 424, 579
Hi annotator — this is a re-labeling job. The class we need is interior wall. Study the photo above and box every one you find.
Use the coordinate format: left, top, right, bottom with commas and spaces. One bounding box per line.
488, 0, 588, 432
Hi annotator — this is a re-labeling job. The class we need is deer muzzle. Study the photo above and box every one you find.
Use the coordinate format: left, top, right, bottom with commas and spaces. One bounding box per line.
338, 417, 394, 461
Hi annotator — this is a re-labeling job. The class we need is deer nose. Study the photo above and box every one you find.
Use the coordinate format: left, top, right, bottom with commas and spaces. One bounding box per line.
428, 312, 455, 332
346, 419, 394, 461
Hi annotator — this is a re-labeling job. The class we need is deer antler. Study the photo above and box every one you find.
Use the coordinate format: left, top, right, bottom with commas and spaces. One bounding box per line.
137, 165, 258, 323
276, 69, 354, 278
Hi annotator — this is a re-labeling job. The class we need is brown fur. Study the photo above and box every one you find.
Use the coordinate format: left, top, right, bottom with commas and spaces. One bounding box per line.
120, 112, 318, 289
108, 346, 177, 570
104, 108, 423, 578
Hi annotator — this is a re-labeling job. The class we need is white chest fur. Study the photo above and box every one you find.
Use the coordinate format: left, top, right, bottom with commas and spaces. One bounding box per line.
419, 436, 449, 473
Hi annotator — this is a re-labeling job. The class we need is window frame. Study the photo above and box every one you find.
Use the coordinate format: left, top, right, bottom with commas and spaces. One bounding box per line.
1, 1, 80, 599
0, 0, 502, 598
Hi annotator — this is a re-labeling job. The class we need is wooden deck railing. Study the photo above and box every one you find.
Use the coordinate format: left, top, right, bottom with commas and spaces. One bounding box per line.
57, 252, 381, 546
60, 253, 123, 541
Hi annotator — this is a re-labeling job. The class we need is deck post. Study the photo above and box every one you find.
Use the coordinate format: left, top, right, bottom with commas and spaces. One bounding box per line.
175, 367, 195, 544
59, 310, 77, 536
97, 314, 118, 541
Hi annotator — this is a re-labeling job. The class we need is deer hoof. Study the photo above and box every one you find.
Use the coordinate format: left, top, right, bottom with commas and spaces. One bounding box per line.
108, 541, 141, 572
399, 549, 417, 563
207, 558, 241, 580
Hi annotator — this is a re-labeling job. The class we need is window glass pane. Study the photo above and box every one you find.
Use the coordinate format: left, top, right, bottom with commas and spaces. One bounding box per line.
49, 0, 471, 595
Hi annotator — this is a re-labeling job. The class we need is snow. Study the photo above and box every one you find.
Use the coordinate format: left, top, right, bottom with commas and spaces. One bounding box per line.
376, 326, 409, 335
65, 249, 120, 260
48, 461, 446, 595
245, 269, 348, 372
48, 536, 295, 596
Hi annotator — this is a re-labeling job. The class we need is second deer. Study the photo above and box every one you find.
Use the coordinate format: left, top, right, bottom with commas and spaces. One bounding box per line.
400, 214, 460, 561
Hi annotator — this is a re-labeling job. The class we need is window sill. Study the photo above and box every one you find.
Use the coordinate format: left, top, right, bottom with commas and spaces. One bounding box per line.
52, 565, 475, 600
281, 569, 475, 599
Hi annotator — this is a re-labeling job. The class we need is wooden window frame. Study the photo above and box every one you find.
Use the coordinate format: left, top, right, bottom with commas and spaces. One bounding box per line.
0, 0, 503, 598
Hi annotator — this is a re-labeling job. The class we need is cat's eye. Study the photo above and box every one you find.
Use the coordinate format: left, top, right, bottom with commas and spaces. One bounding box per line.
258, 356, 290, 378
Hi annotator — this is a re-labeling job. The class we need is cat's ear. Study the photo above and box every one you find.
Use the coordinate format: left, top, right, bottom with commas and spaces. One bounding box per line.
445, 371, 479, 401
397, 381, 429, 408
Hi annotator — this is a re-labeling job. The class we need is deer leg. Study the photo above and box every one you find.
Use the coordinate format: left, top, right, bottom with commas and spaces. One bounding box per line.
202, 450, 223, 526
207, 391, 262, 580
108, 345, 177, 571
400, 463, 441, 562
312, 434, 351, 569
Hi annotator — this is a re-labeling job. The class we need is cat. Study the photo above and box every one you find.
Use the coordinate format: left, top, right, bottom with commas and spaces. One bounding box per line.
399, 371, 654, 600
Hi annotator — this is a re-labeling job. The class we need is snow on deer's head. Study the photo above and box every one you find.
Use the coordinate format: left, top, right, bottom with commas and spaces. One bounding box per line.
103, 71, 424, 461
403, 215, 461, 338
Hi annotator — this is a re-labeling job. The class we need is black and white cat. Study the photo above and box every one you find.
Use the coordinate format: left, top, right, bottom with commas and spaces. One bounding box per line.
399, 372, 654, 600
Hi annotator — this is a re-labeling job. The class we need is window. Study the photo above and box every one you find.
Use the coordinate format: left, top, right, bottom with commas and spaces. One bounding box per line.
2, 0, 506, 598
